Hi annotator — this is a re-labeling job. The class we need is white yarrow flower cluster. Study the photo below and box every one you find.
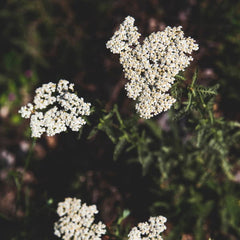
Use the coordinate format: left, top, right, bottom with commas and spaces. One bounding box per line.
54, 198, 106, 240
128, 215, 167, 240
19, 80, 91, 138
106, 16, 199, 119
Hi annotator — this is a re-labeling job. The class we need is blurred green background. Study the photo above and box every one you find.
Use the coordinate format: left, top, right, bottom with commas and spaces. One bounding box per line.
0, 0, 240, 239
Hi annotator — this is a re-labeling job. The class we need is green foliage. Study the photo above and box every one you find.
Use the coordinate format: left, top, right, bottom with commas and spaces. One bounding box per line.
0, 0, 240, 239
91, 71, 240, 239
107, 209, 131, 240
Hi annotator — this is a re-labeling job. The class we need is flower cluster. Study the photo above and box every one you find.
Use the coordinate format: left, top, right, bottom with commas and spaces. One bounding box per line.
19, 80, 91, 138
128, 216, 167, 240
54, 198, 106, 240
106, 16, 199, 119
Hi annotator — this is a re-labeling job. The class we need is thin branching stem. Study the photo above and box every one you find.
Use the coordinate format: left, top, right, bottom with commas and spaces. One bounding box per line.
25, 137, 36, 170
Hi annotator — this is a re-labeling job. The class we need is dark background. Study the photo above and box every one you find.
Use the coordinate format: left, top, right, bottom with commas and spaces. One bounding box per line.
0, 0, 240, 239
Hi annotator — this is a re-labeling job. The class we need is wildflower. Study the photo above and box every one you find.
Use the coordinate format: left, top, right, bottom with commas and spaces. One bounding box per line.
128, 215, 167, 240
54, 198, 106, 240
19, 80, 91, 138
106, 16, 199, 119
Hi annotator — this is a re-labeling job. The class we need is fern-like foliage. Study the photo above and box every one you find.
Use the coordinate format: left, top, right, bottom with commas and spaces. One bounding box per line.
88, 70, 240, 239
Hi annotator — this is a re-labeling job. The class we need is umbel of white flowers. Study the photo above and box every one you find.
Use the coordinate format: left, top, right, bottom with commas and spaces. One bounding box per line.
54, 197, 167, 240
19, 80, 91, 138
54, 198, 106, 240
106, 16, 199, 119
128, 215, 167, 240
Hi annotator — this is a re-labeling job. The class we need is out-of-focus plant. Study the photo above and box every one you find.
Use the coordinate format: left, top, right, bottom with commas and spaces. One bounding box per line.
190, 0, 240, 118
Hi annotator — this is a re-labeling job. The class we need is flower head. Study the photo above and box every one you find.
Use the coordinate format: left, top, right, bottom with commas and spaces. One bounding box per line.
128, 215, 167, 240
19, 80, 91, 138
106, 16, 199, 119
54, 198, 106, 240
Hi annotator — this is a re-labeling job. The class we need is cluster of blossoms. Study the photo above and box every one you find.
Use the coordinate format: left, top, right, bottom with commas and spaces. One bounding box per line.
106, 16, 199, 119
54, 198, 106, 240
19, 80, 91, 138
128, 215, 167, 240
54, 197, 167, 240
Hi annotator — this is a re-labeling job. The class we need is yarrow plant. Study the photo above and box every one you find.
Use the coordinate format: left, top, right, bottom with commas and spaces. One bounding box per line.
19, 79, 91, 138
128, 216, 167, 240
54, 198, 106, 240
53, 197, 167, 240
106, 16, 199, 119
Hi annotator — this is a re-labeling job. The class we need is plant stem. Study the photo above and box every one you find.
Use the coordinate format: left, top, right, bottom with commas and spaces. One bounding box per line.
208, 109, 214, 125
25, 137, 36, 170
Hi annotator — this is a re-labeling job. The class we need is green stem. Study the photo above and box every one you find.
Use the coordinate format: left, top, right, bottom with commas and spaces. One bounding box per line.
185, 93, 193, 112
208, 109, 214, 125
114, 105, 124, 127
191, 68, 198, 87
25, 138, 36, 170
77, 127, 83, 140
198, 92, 214, 124
175, 74, 185, 81
199, 92, 206, 108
